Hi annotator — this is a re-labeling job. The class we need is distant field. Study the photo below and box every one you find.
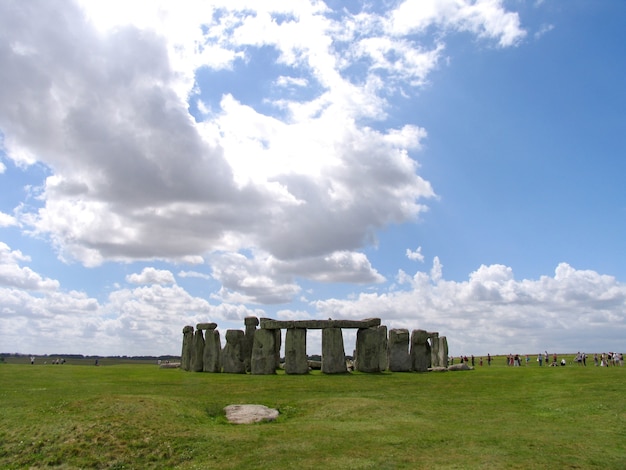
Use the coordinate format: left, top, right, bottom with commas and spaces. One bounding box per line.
1, 356, 625, 469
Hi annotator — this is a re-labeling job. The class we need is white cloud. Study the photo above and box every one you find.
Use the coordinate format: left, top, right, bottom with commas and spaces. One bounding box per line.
178, 270, 211, 280
388, 0, 526, 47
0, 240, 624, 356
0, 242, 59, 291
313, 262, 626, 355
126, 267, 176, 285
406, 247, 424, 262
535, 23, 555, 39
0, 211, 17, 227
0, 1, 535, 324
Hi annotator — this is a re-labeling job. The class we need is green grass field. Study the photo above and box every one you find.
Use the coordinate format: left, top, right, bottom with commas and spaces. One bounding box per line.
1, 357, 625, 469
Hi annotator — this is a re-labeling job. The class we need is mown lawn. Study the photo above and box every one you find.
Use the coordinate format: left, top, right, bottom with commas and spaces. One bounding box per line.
1, 358, 625, 469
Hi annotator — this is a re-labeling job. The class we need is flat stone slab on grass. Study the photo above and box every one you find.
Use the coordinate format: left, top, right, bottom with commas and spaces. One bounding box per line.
224, 404, 279, 424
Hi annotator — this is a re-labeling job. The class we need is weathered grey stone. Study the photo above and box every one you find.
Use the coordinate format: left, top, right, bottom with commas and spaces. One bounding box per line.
284, 328, 308, 374
250, 328, 277, 375
355, 326, 387, 373
448, 363, 472, 371
196, 322, 217, 330
260, 318, 381, 330
388, 329, 411, 372
244, 316, 260, 327
203, 329, 222, 372
272, 329, 281, 371
222, 330, 246, 374
181, 325, 194, 371
438, 336, 449, 368
191, 329, 205, 372
430, 332, 440, 368
224, 404, 279, 424
321, 327, 347, 374
410, 329, 431, 372
243, 317, 258, 373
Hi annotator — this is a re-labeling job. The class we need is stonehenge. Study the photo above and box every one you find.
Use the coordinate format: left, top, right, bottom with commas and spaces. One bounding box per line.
180, 317, 450, 374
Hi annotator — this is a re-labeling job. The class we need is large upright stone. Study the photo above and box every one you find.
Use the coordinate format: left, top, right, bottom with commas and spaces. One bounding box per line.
285, 328, 308, 374
430, 332, 440, 368
191, 329, 205, 372
411, 329, 431, 372
322, 327, 347, 374
355, 326, 387, 373
181, 325, 194, 371
438, 336, 449, 368
272, 329, 282, 370
388, 329, 411, 372
222, 330, 246, 374
203, 329, 222, 372
243, 316, 259, 373
250, 328, 277, 375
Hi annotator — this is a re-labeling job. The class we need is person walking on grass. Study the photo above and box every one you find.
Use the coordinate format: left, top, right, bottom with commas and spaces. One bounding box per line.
538, 353, 543, 366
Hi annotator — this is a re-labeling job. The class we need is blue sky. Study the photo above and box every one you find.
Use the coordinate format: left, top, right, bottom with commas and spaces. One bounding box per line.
1, 0, 625, 357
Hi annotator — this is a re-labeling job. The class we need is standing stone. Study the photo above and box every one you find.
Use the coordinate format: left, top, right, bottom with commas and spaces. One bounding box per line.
222, 330, 246, 374
191, 329, 205, 372
203, 329, 222, 372
322, 327, 347, 374
438, 336, 449, 368
356, 326, 387, 373
411, 329, 431, 372
243, 316, 259, 373
285, 328, 308, 374
388, 329, 411, 372
251, 328, 277, 375
181, 325, 194, 371
430, 332, 440, 368
273, 329, 282, 371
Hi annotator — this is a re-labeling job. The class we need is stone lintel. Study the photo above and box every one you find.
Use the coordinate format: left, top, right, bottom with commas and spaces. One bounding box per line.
259, 317, 381, 330
196, 322, 218, 330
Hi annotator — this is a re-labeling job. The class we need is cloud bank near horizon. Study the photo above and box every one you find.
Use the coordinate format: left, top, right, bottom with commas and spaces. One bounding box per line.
1, 241, 624, 356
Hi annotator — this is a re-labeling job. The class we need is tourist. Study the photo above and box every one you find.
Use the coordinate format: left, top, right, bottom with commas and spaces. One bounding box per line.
487, 354, 491, 366
537, 353, 543, 366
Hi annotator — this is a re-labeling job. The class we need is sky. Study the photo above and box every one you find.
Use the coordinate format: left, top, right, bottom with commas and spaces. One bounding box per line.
1, 0, 625, 358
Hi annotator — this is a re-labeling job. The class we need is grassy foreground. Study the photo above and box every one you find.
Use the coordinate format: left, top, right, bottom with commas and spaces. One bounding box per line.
1, 359, 625, 469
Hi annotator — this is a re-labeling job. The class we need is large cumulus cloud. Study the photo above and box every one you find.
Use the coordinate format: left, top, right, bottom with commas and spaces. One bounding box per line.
0, 0, 524, 303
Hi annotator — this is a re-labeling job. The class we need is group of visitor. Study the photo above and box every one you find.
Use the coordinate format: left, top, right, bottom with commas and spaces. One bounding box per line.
451, 351, 624, 368
593, 352, 623, 367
